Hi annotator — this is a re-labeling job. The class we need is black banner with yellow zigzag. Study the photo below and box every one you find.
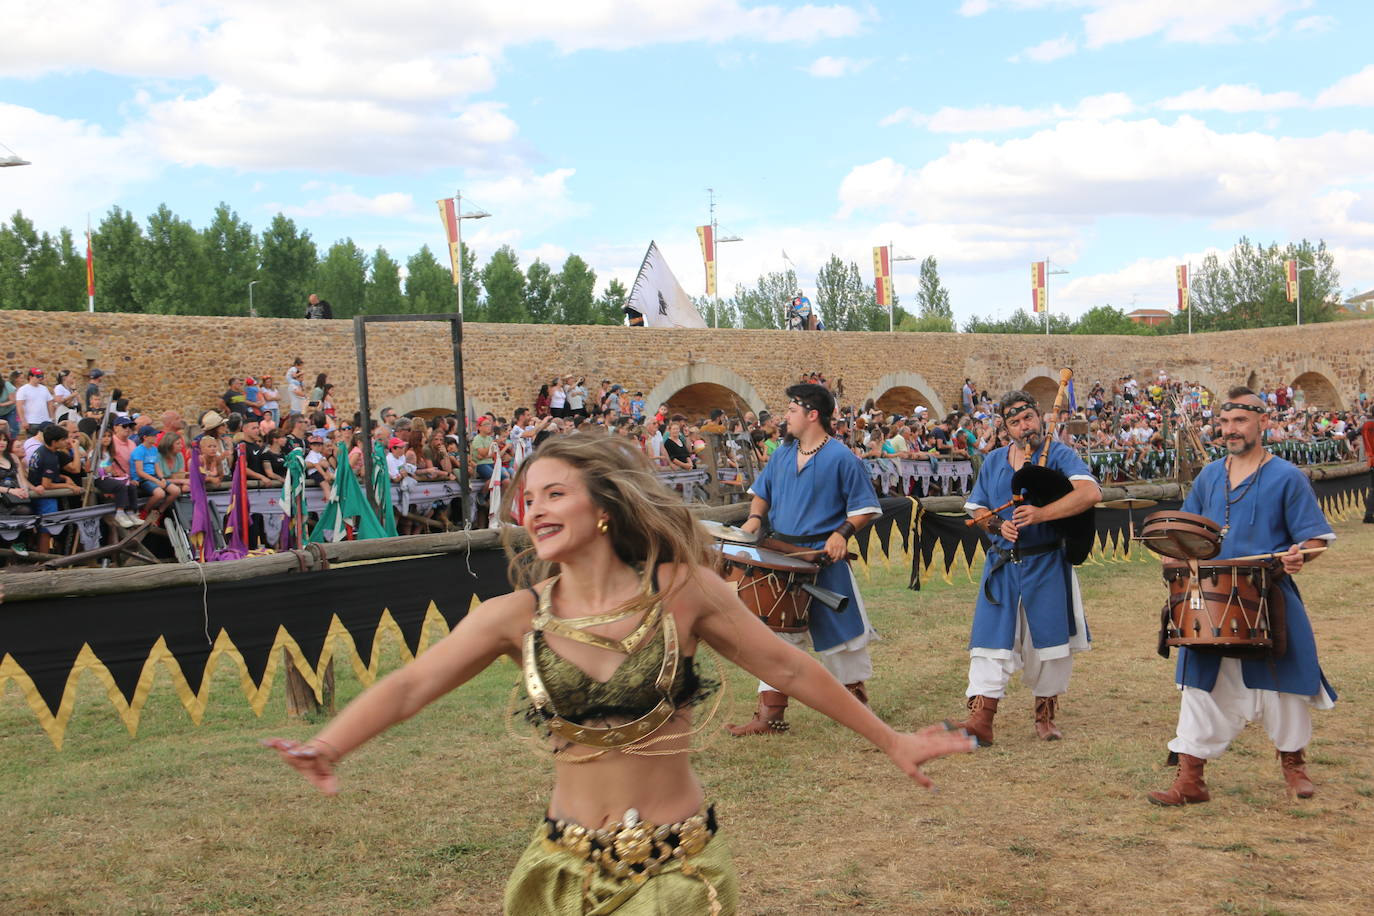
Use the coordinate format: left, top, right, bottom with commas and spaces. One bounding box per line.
1, 498, 919, 749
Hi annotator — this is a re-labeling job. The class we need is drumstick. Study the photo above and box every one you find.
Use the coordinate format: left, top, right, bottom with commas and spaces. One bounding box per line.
1224, 546, 1328, 563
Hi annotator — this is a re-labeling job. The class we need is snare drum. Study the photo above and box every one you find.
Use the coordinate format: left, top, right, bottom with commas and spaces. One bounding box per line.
1161, 559, 1276, 651
1139, 510, 1222, 561
712, 544, 819, 633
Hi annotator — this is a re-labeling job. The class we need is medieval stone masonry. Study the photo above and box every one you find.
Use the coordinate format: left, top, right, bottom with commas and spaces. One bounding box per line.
2, 310, 1368, 422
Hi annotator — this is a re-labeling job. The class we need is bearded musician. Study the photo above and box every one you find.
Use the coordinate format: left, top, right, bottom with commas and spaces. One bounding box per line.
955, 389, 1100, 745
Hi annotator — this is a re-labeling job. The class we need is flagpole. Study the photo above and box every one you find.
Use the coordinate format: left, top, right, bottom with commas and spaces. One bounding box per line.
889, 243, 894, 333
86, 214, 95, 313
1187, 261, 1192, 336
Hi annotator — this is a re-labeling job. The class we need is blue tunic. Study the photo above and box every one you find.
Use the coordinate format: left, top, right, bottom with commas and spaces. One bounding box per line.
965, 442, 1095, 656
1175, 457, 1336, 699
749, 438, 881, 652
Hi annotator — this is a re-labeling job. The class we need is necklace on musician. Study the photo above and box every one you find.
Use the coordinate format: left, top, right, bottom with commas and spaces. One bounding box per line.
1220, 453, 1268, 541
798, 435, 830, 457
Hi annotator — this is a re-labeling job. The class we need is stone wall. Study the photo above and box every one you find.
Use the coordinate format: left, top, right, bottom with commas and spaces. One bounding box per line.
1, 310, 1369, 424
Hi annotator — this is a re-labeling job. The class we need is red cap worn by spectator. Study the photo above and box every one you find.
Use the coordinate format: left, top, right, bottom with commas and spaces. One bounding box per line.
245, 377, 257, 386
29, 368, 43, 377
388, 437, 405, 448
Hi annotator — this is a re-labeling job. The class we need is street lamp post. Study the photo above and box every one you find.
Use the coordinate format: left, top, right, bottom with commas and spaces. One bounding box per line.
453, 190, 491, 318
887, 242, 916, 332
705, 188, 741, 328
1295, 262, 1314, 326
248, 280, 259, 319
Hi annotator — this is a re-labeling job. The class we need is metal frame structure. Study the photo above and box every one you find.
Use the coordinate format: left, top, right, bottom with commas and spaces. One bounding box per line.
353, 314, 472, 528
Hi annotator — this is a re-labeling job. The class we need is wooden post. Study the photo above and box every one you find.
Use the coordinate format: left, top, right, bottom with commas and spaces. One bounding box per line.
283, 647, 335, 720
701, 433, 724, 505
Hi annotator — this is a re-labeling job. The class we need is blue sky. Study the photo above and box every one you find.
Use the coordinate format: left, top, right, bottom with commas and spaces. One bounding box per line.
3, 1, 1373, 323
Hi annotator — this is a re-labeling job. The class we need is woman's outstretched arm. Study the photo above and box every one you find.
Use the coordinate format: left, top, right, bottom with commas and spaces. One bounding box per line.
263, 590, 527, 794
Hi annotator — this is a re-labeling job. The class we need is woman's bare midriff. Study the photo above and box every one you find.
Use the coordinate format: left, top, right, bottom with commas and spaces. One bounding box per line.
545, 711, 705, 828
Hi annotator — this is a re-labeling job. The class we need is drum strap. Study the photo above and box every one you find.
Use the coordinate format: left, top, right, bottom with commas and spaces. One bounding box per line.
983, 540, 1065, 604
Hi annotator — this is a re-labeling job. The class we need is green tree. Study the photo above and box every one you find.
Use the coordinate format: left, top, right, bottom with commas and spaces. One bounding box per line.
316, 238, 368, 318
695, 294, 738, 328
553, 254, 597, 325
734, 269, 797, 329
404, 245, 454, 314
593, 278, 628, 325
525, 259, 556, 323
258, 214, 317, 318
915, 256, 953, 326
481, 245, 528, 323
91, 206, 146, 313
365, 246, 405, 315
39, 228, 88, 311
963, 309, 1070, 334
135, 204, 209, 314
811, 254, 887, 332
1176, 236, 1341, 332
1071, 304, 1154, 335
202, 203, 258, 316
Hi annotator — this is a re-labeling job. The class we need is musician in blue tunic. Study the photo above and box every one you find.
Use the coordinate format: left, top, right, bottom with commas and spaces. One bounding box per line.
957, 389, 1100, 745
1150, 388, 1335, 806
728, 383, 881, 735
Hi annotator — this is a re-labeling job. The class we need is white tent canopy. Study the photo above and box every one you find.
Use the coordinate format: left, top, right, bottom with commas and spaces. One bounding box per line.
625, 241, 706, 329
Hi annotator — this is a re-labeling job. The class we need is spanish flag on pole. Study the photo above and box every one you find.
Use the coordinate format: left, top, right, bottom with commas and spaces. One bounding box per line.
1176, 264, 1189, 311
696, 225, 716, 297
1031, 260, 1047, 313
1285, 259, 1299, 303
86, 221, 95, 312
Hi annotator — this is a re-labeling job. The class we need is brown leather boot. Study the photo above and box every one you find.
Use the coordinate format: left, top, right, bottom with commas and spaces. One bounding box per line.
845, 682, 869, 706
952, 695, 998, 747
1148, 753, 1210, 806
1278, 749, 1315, 799
726, 690, 789, 736
1033, 695, 1063, 741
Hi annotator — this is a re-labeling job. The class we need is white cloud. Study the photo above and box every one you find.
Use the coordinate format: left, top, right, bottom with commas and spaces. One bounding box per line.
882, 92, 1133, 132
805, 55, 871, 78
141, 88, 520, 173
957, 0, 1314, 48
1011, 35, 1077, 63
277, 189, 417, 220
1159, 84, 1304, 112
461, 169, 590, 233
1315, 64, 1374, 108
837, 116, 1374, 245
0, 103, 158, 228
1294, 14, 1335, 34
1053, 251, 1220, 313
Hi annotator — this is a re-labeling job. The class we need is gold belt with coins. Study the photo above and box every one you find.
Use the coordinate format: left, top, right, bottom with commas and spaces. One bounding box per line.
542, 804, 717, 880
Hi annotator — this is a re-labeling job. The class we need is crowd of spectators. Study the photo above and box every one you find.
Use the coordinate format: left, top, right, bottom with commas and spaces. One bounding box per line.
1, 361, 1368, 562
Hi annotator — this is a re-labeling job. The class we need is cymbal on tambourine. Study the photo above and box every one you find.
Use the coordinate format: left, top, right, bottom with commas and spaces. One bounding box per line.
1098, 498, 1159, 510
699, 519, 760, 544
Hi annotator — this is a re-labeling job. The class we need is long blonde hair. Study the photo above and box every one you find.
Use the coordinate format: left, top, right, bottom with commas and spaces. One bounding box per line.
499, 433, 712, 612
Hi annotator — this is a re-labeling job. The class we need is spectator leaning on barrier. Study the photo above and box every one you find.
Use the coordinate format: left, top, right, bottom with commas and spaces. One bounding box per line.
27, 424, 77, 553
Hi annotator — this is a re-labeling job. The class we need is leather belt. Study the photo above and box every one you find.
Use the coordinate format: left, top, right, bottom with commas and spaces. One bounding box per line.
983, 540, 1065, 605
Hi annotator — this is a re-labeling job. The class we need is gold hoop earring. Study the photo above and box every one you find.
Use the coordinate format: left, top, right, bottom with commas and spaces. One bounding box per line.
597, 517, 610, 535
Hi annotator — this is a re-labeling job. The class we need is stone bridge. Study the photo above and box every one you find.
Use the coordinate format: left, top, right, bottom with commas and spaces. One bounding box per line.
1, 310, 1368, 423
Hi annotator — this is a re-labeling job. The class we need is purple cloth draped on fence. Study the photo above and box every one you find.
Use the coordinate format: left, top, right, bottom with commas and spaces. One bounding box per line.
188, 442, 247, 562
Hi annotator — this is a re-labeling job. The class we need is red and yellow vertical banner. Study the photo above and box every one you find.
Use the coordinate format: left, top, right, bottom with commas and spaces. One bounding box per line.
1285, 259, 1298, 302
85, 228, 95, 298
436, 198, 462, 285
1175, 264, 1189, 311
1031, 260, 1047, 313
872, 246, 892, 307
697, 225, 716, 296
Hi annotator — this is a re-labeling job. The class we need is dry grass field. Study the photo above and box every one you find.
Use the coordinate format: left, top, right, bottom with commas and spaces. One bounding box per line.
2, 518, 1371, 915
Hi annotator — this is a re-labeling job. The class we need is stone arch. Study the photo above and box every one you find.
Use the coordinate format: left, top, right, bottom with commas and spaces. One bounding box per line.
1290, 371, 1341, 411
863, 372, 947, 419
644, 364, 766, 420
382, 384, 490, 421
1016, 366, 1061, 411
